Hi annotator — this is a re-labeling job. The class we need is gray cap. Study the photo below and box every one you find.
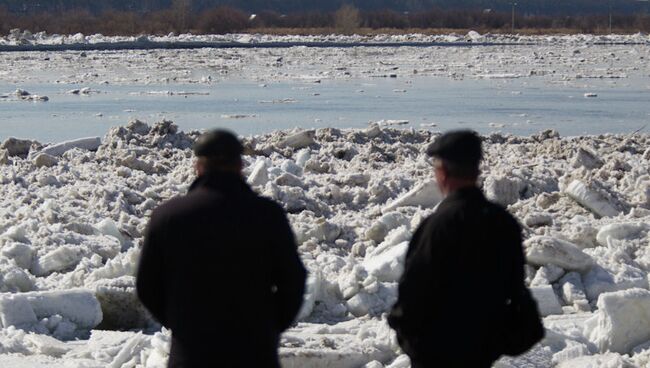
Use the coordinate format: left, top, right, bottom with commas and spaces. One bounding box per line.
426, 130, 482, 166
193, 130, 243, 160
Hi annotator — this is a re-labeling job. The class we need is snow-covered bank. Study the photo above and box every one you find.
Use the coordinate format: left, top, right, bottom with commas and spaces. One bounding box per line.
0, 121, 650, 367
1, 29, 649, 47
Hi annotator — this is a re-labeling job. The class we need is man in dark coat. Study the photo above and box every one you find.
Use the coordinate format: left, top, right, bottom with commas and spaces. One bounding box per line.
388, 130, 526, 367
136, 130, 306, 368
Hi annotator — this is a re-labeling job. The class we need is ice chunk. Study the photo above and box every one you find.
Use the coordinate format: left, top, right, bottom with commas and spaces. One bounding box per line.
552, 341, 590, 366
294, 218, 341, 244
584, 288, 650, 354
23, 289, 103, 329
362, 241, 408, 282
247, 158, 270, 187
556, 353, 631, 368
126, 119, 151, 135
364, 361, 384, 368
524, 212, 553, 227
386, 355, 411, 368
0, 294, 37, 327
280, 130, 316, 149
337, 173, 371, 187
346, 292, 377, 317
367, 226, 411, 258
466, 30, 483, 41
1, 137, 34, 157
280, 320, 393, 367
530, 285, 563, 316
1, 266, 35, 292
95, 218, 128, 246
582, 262, 648, 303
1, 242, 34, 270
86, 247, 139, 284
564, 180, 620, 218
0, 290, 102, 330
364, 125, 382, 138
94, 276, 153, 330
0, 149, 9, 165
338, 264, 366, 300
297, 270, 322, 321
275, 172, 304, 188
559, 272, 589, 307
525, 236, 594, 272
31, 245, 85, 276
345, 282, 397, 318
382, 180, 441, 213
531, 264, 565, 286
281, 159, 303, 177
1, 224, 29, 243
23, 334, 71, 357
146, 330, 172, 367
571, 147, 604, 169
40, 137, 101, 157
484, 175, 526, 206
365, 212, 410, 243
109, 332, 148, 368
596, 222, 648, 246
295, 149, 311, 167
33, 153, 58, 168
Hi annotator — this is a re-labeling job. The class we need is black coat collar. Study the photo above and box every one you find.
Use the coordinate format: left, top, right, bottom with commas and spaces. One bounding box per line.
189, 171, 252, 195
443, 186, 485, 204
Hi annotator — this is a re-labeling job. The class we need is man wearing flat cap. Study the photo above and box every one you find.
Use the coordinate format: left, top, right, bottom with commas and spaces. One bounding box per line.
136, 130, 306, 368
388, 130, 528, 367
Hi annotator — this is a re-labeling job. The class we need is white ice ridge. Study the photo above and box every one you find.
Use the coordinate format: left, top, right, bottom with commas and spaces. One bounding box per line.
1, 30, 649, 47
0, 121, 649, 367
38, 137, 102, 157
0, 289, 102, 340
584, 288, 650, 354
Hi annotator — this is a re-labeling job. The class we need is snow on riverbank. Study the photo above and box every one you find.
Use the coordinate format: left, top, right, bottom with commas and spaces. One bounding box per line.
0, 121, 649, 367
1, 29, 649, 47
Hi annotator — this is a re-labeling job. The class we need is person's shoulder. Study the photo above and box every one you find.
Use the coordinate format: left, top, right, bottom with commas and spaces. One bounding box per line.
149, 195, 186, 223
483, 198, 521, 230
254, 195, 287, 216
415, 209, 448, 235
150, 189, 214, 221
429, 197, 466, 225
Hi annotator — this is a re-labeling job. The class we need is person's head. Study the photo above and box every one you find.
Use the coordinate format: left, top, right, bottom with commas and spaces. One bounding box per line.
426, 130, 482, 195
193, 129, 244, 177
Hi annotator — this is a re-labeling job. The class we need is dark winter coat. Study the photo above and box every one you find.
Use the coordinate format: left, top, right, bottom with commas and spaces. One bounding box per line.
388, 186, 525, 368
136, 171, 306, 368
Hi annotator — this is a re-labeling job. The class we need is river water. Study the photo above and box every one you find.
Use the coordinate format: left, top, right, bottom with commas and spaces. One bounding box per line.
0, 76, 648, 143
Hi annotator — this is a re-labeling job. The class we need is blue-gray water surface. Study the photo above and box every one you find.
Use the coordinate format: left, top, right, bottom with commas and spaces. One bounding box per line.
0, 76, 649, 143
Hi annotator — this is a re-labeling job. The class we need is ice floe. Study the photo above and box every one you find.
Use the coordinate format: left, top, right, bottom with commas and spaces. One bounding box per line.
0, 121, 648, 367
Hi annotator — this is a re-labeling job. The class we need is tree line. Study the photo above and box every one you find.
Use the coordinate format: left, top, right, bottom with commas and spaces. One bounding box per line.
0, 3, 648, 36
1, 0, 649, 16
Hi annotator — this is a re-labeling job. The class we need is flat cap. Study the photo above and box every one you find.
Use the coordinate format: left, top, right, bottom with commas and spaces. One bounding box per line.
193, 129, 243, 159
426, 130, 482, 165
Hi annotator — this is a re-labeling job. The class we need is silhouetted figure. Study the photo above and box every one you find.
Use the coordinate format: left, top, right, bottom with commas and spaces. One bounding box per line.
388, 130, 529, 367
136, 130, 306, 368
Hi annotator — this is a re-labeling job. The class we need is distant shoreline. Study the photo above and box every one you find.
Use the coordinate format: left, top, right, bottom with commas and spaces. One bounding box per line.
0, 41, 540, 52
0, 31, 648, 52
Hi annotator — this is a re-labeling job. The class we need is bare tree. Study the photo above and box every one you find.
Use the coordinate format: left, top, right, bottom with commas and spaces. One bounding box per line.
335, 4, 360, 35
173, 0, 192, 32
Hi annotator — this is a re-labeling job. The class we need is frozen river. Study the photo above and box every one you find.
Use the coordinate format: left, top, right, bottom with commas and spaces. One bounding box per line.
1, 35, 650, 368
1, 76, 649, 143
1, 36, 649, 143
